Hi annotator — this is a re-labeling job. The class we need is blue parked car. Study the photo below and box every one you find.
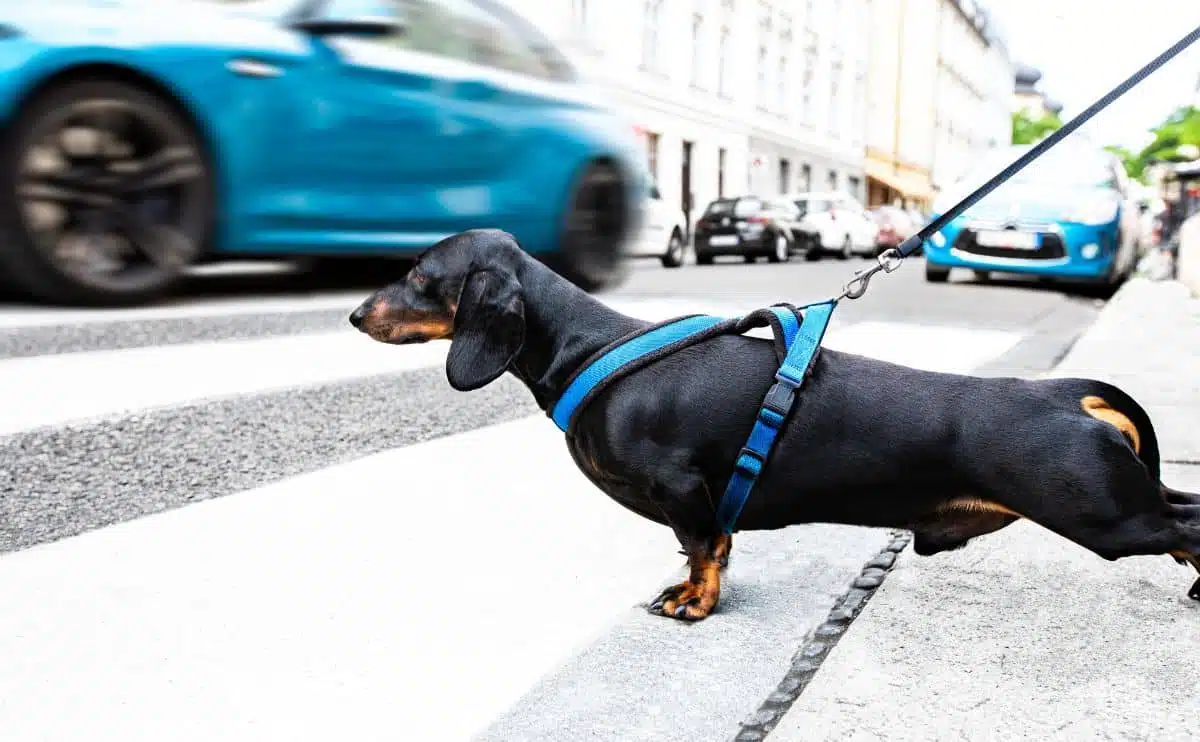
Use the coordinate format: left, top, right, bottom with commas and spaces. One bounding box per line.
923, 143, 1145, 288
0, 0, 648, 305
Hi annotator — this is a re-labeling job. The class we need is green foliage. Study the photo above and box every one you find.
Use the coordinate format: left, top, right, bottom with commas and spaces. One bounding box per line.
1107, 105, 1200, 181
1011, 108, 1064, 145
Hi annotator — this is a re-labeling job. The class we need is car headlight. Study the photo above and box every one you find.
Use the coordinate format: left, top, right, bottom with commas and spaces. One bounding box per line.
1064, 196, 1120, 226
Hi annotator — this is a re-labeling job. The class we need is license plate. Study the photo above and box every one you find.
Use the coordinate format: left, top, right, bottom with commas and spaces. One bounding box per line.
975, 230, 1038, 249
708, 235, 739, 247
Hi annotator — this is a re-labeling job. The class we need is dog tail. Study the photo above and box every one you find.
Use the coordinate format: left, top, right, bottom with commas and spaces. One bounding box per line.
1077, 380, 1161, 482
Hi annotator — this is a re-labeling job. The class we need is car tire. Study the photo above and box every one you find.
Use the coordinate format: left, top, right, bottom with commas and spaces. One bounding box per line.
743, 254, 756, 264
838, 236, 853, 260
767, 232, 790, 263
0, 79, 213, 306
973, 270, 990, 282
696, 253, 714, 265
661, 228, 684, 268
549, 160, 630, 292
925, 263, 951, 283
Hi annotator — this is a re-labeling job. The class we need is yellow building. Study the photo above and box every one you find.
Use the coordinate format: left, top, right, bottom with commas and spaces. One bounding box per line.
864, 0, 939, 211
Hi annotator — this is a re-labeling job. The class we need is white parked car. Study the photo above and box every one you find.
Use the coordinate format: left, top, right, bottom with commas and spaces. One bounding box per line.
624, 179, 688, 268
784, 191, 879, 260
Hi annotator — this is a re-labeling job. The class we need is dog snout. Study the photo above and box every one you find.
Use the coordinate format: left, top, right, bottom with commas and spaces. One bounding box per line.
349, 303, 370, 329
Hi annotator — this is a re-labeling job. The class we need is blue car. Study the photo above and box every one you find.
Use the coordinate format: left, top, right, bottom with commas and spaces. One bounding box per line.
0, 0, 648, 305
923, 143, 1144, 288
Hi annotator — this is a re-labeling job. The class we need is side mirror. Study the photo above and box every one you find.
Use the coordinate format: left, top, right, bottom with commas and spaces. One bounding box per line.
289, 15, 405, 38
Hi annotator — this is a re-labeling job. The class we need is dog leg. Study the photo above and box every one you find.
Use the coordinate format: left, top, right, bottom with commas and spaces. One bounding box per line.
649, 536, 722, 621
714, 533, 733, 570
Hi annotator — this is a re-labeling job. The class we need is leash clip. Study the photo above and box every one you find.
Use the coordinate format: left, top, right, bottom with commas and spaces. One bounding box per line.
837, 248, 905, 301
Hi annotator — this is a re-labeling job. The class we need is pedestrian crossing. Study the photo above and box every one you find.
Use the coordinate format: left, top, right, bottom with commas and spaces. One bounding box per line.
0, 292, 1028, 741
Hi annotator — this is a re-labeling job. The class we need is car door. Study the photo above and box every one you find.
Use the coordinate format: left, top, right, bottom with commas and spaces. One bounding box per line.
299, 0, 516, 243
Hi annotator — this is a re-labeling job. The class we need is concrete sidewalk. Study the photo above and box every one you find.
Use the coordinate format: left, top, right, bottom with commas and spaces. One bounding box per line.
766, 277, 1200, 742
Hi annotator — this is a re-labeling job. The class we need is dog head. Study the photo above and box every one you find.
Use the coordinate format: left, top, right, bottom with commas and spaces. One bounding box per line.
349, 228, 526, 392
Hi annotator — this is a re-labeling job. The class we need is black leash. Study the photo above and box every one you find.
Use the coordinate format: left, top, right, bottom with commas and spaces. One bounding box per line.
836, 22, 1200, 303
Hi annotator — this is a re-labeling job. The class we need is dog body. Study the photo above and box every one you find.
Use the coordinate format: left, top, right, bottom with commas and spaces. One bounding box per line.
351, 229, 1200, 620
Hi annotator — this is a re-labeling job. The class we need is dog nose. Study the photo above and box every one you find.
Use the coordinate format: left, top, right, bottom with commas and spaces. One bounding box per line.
349, 305, 368, 329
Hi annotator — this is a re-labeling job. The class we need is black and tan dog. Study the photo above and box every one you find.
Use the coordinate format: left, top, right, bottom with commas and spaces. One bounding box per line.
349, 228, 1200, 621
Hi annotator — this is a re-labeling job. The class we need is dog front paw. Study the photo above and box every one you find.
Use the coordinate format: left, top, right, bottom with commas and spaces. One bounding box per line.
648, 581, 717, 621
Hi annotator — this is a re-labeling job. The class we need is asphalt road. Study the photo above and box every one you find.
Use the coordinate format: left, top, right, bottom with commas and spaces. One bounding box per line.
0, 253, 1109, 741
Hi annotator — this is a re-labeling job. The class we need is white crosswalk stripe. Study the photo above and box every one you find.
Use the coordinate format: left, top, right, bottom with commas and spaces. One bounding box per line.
0, 295, 1028, 741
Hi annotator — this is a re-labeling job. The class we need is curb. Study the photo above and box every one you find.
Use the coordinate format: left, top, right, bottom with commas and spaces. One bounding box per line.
730, 529, 913, 742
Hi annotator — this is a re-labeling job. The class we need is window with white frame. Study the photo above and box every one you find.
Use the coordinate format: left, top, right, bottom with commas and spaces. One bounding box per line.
718, 25, 731, 96
756, 8, 771, 110
829, 56, 843, 135
690, 13, 704, 87
570, 0, 588, 34
641, 0, 663, 71
777, 16, 792, 115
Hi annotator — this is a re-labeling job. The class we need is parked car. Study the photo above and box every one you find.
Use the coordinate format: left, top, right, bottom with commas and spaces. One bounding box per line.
786, 191, 878, 260
624, 178, 687, 267
0, 0, 649, 305
693, 196, 799, 264
870, 205, 916, 255
923, 143, 1145, 288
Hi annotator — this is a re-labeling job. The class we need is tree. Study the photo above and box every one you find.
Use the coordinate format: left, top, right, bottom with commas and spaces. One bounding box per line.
1108, 105, 1200, 181
1012, 108, 1064, 145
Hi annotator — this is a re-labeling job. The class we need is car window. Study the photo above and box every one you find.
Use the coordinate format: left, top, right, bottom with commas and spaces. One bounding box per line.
323, 0, 564, 81
795, 198, 830, 217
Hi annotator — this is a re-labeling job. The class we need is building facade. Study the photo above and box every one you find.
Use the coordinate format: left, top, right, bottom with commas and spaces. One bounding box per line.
863, 0, 939, 212
930, 0, 1016, 195
503, 0, 869, 233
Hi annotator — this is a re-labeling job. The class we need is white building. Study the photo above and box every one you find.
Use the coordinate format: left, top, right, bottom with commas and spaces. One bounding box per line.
502, 0, 869, 231
930, 0, 1016, 194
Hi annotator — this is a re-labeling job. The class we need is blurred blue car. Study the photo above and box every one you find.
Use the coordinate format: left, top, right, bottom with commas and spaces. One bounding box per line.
0, 0, 648, 305
923, 143, 1145, 288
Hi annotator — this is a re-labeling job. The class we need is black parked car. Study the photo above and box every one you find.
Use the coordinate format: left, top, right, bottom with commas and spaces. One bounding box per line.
693, 196, 801, 264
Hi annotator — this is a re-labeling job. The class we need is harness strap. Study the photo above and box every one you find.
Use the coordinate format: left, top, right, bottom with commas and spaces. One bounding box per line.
548, 299, 837, 535
715, 300, 835, 534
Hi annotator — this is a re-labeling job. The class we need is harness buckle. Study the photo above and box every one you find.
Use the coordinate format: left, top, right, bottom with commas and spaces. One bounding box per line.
734, 446, 766, 478
761, 379, 797, 421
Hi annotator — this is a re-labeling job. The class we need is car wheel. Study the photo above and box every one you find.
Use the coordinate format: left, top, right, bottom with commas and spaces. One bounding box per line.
743, 254, 756, 264
768, 232, 790, 263
550, 161, 630, 292
925, 263, 951, 283
0, 79, 212, 306
661, 228, 684, 268
973, 270, 990, 282
696, 253, 714, 265
838, 235, 853, 260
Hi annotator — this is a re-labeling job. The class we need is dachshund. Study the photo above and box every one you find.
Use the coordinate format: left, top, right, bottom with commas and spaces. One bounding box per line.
349, 228, 1200, 621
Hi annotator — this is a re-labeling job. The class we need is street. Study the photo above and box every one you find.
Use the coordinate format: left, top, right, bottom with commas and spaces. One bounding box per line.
0, 255, 1118, 741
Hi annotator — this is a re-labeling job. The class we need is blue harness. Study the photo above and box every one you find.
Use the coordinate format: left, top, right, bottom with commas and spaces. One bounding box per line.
548, 299, 837, 535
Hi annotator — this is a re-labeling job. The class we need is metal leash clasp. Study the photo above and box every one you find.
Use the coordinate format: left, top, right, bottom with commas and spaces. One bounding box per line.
837, 248, 904, 301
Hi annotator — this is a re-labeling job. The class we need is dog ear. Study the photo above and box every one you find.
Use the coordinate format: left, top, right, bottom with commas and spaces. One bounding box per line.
445, 268, 525, 391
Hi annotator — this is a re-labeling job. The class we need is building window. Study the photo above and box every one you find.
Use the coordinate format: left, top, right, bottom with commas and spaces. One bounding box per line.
718, 147, 727, 197
829, 57, 843, 136
801, 41, 817, 125
571, 0, 588, 33
779, 158, 791, 193
848, 175, 861, 199
641, 0, 663, 71
646, 131, 660, 180
777, 53, 788, 115
756, 45, 769, 109
718, 26, 731, 96
801, 163, 812, 192
690, 13, 704, 87
828, 169, 838, 191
